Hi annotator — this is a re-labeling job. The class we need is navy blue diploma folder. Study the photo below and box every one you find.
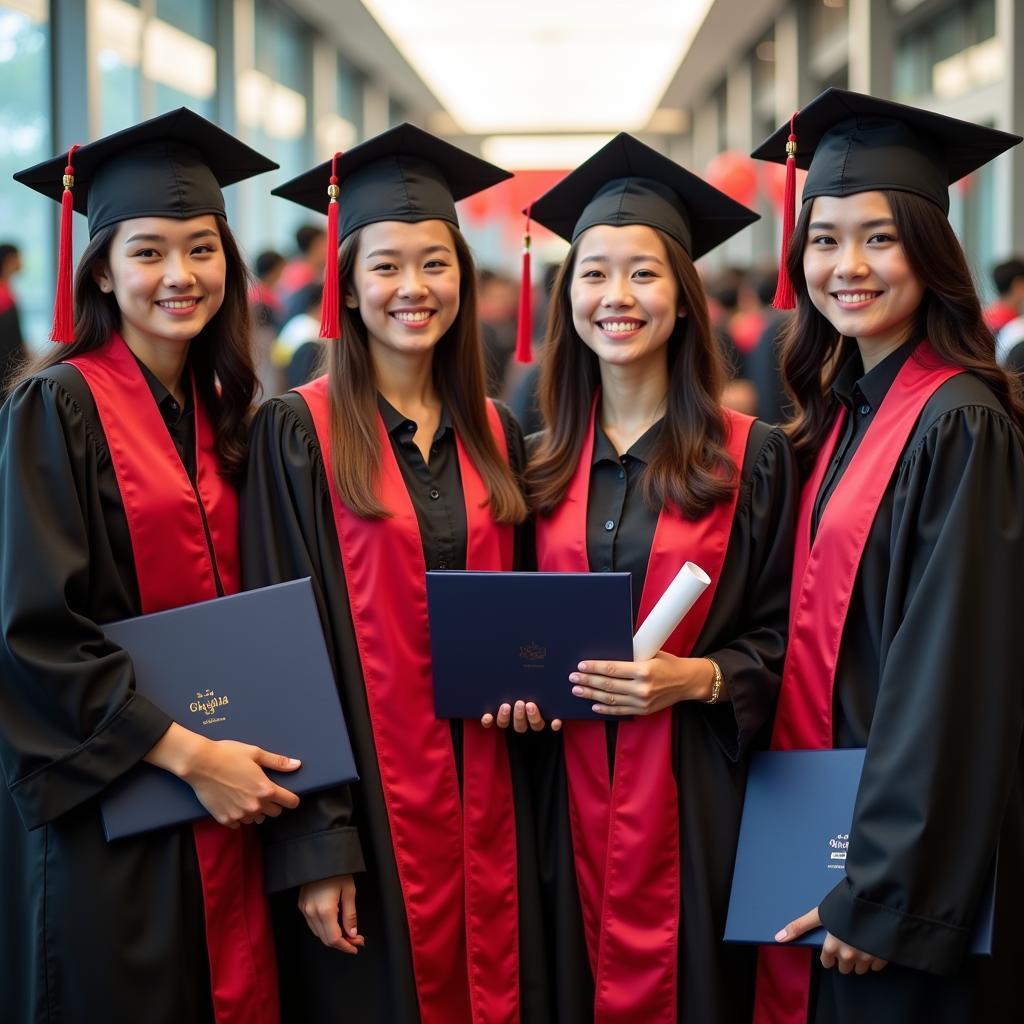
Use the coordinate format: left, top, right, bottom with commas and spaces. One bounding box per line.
99, 578, 357, 842
724, 749, 995, 954
426, 571, 633, 721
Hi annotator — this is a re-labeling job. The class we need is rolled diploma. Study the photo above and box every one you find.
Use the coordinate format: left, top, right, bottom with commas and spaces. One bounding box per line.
632, 561, 711, 661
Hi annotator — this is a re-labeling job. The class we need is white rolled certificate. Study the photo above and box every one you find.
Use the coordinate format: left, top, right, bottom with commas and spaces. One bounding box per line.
632, 562, 711, 661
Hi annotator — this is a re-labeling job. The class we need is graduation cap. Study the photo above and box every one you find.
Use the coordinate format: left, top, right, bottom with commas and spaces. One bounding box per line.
515, 133, 760, 362
751, 88, 1022, 308
14, 107, 278, 343
271, 123, 512, 340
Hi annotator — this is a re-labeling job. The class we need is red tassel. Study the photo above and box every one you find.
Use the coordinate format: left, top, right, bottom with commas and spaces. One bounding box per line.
51, 144, 79, 343
514, 211, 533, 364
319, 152, 342, 340
772, 113, 798, 311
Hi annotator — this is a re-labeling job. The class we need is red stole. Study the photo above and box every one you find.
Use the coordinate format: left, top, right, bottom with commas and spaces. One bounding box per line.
296, 375, 520, 1024
68, 334, 279, 1024
535, 405, 754, 1023
753, 341, 963, 1024
0, 281, 14, 315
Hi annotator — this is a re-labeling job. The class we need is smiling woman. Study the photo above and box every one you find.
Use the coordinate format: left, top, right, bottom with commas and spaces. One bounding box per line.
751, 88, 1024, 1024
242, 124, 543, 1024
0, 109, 299, 1024
521, 132, 797, 1024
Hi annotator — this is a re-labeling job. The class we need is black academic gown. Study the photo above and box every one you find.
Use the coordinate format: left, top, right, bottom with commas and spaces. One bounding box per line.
240, 393, 550, 1024
805, 342, 1024, 1024
525, 418, 798, 1024
0, 364, 214, 1024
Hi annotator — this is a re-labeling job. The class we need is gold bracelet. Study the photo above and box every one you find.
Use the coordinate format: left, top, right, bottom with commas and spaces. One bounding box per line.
705, 658, 723, 705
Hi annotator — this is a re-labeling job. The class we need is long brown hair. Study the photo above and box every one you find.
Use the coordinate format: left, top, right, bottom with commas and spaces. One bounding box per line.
324, 222, 527, 523
781, 189, 1024, 476
526, 228, 736, 518
10, 216, 257, 480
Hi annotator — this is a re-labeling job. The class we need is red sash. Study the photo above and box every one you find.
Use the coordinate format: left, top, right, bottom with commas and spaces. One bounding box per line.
68, 334, 279, 1024
753, 341, 962, 1024
535, 405, 754, 1023
297, 376, 520, 1024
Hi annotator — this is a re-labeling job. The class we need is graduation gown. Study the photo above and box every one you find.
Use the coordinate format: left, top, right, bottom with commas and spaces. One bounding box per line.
526, 413, 797, 1024
241, 390, 550, 1024
757, 339, 1024, 1024
0, 350, 280, 1024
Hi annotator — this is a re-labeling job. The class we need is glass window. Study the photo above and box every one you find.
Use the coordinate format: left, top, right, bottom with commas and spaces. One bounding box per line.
388, 96, 407, 127
894, 0, 1000, 102
149, 0, 216, 116
237, 0, 313, 255
337, 57, 364, 140
0, 0, 51, 349
949, 157, 996, 303
94, 0, 142, 135
93, 0, 215, 130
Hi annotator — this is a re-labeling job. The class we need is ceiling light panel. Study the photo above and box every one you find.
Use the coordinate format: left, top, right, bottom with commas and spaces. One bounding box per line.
361, 0, 713, 133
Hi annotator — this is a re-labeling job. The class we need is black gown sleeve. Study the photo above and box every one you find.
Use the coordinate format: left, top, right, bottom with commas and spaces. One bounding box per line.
240, 395, 366, 892
700, 423, 798, 760
0, 375, 173, 830
818, 404, 1024, 973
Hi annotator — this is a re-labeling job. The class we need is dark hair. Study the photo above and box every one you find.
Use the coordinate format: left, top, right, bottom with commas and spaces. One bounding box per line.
525, 227, 737, 517
11, 217, 257, 480
0, 243, 19, 270
323, 222, 527, 523
991, 258, 1024, 297
295, 224, 325, 255
255, 249, 284, 279
781, 190, 1024, 476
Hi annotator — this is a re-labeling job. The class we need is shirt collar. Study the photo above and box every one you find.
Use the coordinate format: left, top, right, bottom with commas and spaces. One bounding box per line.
591, 416, 663, 466
133, 354, 192, 423
377, 394, 453, 441
831, 336, 920, 410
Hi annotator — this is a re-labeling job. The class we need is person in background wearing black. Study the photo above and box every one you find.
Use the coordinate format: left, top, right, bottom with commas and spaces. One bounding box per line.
746, 266, 793, 424
0, 243, 25, 389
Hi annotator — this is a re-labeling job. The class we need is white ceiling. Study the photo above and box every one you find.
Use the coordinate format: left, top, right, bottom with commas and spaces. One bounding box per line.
360, 0, 715, 134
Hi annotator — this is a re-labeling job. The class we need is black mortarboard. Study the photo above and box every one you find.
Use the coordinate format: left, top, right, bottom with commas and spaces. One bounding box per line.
526, 133, 760, 260
15, 107, 278, 236
270, 123, 511, 240
752, 87, 1021, 215
271, 123, 512, 340
14, 108, 278, 342
751, 88, 1022, 307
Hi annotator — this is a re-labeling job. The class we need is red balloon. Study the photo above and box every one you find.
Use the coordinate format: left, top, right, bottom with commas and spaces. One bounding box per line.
704, 151, 758, 208
761, 161, 808, 212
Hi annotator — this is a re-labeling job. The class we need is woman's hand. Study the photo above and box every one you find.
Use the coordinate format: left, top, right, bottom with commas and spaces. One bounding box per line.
298, 874, 365, 954
569, 651, 717, 715
145, 723, 301, 827
775, 906, 889, 975
481, 700, 562, 732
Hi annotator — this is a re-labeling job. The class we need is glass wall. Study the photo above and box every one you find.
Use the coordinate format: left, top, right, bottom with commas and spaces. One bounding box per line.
0, 0, 50, 348
894, 0, 998, 102
93, 0, 216, 135
235, 0, 313, 258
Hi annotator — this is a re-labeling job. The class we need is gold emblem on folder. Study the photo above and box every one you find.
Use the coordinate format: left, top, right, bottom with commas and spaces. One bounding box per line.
189, 688, 230, 727
519, 642, 546, 668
